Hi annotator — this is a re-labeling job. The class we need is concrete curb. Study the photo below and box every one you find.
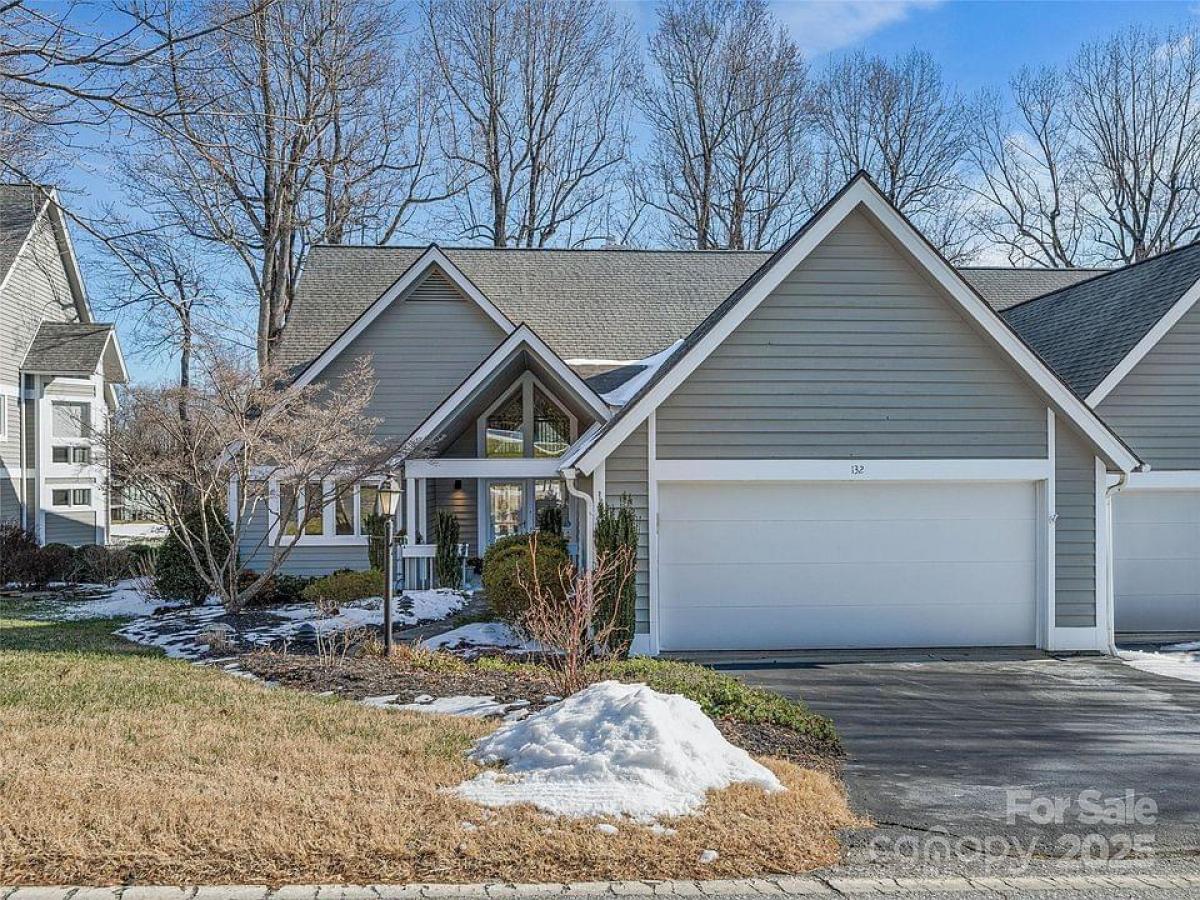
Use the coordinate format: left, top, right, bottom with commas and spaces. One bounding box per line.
5, 874, 1200, 898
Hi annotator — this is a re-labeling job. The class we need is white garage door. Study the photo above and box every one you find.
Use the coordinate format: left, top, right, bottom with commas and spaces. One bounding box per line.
658, 480, 1038, 651
1114, 490, 1200, 635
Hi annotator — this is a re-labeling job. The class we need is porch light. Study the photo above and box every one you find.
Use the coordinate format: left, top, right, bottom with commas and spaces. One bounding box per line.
374, 473, 402, 654
375, 475, 402, 517
453, 479, 463, 491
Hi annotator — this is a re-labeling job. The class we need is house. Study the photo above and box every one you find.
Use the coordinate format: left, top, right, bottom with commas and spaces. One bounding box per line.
0, 185, 129, 546
1004, 249, 1200, 638
241, 173, 1154, 655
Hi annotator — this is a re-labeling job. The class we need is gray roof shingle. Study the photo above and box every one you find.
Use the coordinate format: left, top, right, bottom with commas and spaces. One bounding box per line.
22, 322, 116, 377
1002, 243, 1200, 397
276, 246, 772, 372
959, 267, 1108, 310
278, 245, 1122, 376
0, 183, 50, 284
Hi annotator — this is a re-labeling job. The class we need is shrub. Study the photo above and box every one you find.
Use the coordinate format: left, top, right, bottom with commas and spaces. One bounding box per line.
594, 495, 639, 657
0, 523, 38, 584
363, 512, 389, 572
236, 571, 315, 607
39, 543, 78, 584
302, 569, 384, 614
482, 532, 569, 623
74, 544, 137, 586
434, 509, 462, 590
537, 502, 564, 536
155, 504, 233, 605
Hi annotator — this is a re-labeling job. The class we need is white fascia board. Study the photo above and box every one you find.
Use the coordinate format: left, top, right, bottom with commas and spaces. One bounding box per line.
100, 329, 130, 384
1085, 276, 1200, 406
47, 191, 95, 325
405, 324, 611, 452
1120, 470, 1200, 490
291, 246, 516, 390
654, 458, 1052, 483
406, 457, 563, 479
572, 178, 1141, 475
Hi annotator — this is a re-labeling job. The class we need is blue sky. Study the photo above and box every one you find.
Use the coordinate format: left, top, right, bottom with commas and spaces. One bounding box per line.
75, 0, 1200, 385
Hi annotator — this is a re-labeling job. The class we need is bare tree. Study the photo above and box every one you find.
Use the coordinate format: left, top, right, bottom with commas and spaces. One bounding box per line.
639, 0, 810, 250
969, 70, 1088, 267
971, 27, 1200, 265
104, 352, 398, 612
423, 0, 638, 248
123, 0, 450, 369
811, 49, 976, 261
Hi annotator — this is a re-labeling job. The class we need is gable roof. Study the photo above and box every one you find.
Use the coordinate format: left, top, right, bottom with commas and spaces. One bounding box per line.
1002, 242, 1200, 403
22, 322, 127, 381
0, 184, 51, 288
568, 173, 1142, 475
276, 245, 771, 373
960, 267, 1108, 311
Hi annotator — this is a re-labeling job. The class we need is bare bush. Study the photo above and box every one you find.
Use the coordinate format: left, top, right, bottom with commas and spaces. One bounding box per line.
516, 535, 635, 696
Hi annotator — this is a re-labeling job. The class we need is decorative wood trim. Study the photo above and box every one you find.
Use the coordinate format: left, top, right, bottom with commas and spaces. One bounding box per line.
653, 458, 1053, 483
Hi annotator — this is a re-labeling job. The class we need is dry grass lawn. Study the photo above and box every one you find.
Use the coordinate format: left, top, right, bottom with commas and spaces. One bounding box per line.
0, 613, 859, 886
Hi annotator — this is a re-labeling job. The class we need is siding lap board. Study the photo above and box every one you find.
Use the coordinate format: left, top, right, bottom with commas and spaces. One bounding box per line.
1096, 300, 1200, 470
604, 423, 650, 634
1055, 421, 1097, 627
656, 210, 1048, 460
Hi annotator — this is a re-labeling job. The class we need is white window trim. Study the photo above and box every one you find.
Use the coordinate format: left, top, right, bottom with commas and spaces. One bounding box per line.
48, 483, 95, 508
569, 175, 1141, 476
265, 477, 382, 546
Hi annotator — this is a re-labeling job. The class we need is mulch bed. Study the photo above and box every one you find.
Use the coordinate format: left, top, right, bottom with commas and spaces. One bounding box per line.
241, 649, 843, 772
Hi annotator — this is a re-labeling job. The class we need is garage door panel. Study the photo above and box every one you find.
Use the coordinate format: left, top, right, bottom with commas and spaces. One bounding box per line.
659, 518, 1034, 567
660, 560, 1035, 610
1114, 490, 1200, 634
658, 480, 1038, 651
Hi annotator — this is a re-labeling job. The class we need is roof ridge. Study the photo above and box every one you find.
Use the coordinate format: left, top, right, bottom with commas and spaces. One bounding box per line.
1003, 241, 1200, 314
307, 243, 773, 254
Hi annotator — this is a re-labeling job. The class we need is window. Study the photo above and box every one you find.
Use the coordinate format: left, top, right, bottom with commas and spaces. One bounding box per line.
52, 446, 91, 464
52, 401, 90, 439
302, 480, 324, 535
359, 484, 379, 532
534, 478, 565, 528
268, 479, 385, 542
533, 386, 571, 458
51, 488, 91, 507
278, 482, 300, 536
485, 389, 524, 458
334, 482, 355, 535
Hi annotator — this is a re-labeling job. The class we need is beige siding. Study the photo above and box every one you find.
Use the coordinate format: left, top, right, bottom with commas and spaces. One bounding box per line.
656, 209, 1048, 460
43, 508, 95, 546
1056, 421, 1097, 627
604, 423, 650, 634
316, 269, 507, 443
1097, 300, 1200, 470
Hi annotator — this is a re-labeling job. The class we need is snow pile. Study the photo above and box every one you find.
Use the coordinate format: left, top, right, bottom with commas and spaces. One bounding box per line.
423, 621, 542, 654
47, 579, 173, 620
599, 341, 682, 407
455, 680, 783, 818
1120, 647, 1200, 684
401, 588, 467, 624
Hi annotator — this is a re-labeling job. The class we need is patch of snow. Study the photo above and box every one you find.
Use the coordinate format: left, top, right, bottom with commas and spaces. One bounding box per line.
594, 823, 619, 835
455, 680, 783, 819
1120, 648, 1200, 684
422, 621, 542, 654
395, 695, 527, 717
361, 694, 401, 708
110, 522, 169, 542
1164, 639, 1200, 652
42, 579, 170, 621
460, 821, 479, 832
649, 824, 677, 837
413, 693, 435, 704
599, 341, 683, 407
401, 588, 468, 624
698, 850, 719, 864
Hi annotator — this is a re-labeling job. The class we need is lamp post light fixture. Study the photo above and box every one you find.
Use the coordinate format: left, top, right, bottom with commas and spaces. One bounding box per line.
375, 474, 403, 654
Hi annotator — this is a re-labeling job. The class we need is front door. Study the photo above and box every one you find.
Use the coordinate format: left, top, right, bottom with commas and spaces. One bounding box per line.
487, 481, 526, 545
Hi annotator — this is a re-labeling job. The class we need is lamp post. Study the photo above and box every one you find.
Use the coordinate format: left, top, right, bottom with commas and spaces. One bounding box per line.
375, 474, 402, 654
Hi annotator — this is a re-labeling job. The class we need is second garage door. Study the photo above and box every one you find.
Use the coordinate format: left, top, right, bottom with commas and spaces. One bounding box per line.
1114, 489, 1200, 635
657, 480, 1039, 651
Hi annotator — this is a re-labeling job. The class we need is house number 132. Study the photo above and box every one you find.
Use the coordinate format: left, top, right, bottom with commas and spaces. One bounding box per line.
850, 464, 866, 476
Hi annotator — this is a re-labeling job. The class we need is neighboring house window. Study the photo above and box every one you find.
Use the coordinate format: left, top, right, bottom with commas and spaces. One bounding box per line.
52, 401, 90, 439
485, 390, 524, 458
52, 446, 91, 464
51, 488, 91, 507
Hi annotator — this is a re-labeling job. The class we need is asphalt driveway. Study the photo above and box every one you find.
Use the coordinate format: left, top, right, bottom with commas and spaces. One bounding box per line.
723, 654, 1200, 863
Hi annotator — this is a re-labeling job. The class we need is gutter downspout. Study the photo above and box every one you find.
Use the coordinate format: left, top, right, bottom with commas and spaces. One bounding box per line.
1103, 467, 1140, 655
562, 467, 593, 570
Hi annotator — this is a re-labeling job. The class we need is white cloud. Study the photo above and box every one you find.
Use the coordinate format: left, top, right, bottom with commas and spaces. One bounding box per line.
770, 0, 943, 56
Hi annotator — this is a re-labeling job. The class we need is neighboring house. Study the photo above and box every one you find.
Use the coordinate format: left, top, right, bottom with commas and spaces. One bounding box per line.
0, 184, 129, 547
242, 173, 1146, 655
1004, 248, 1200, 638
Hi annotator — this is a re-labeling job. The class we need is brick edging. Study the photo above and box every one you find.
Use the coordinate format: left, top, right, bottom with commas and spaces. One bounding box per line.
5, 873, 1200, 898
